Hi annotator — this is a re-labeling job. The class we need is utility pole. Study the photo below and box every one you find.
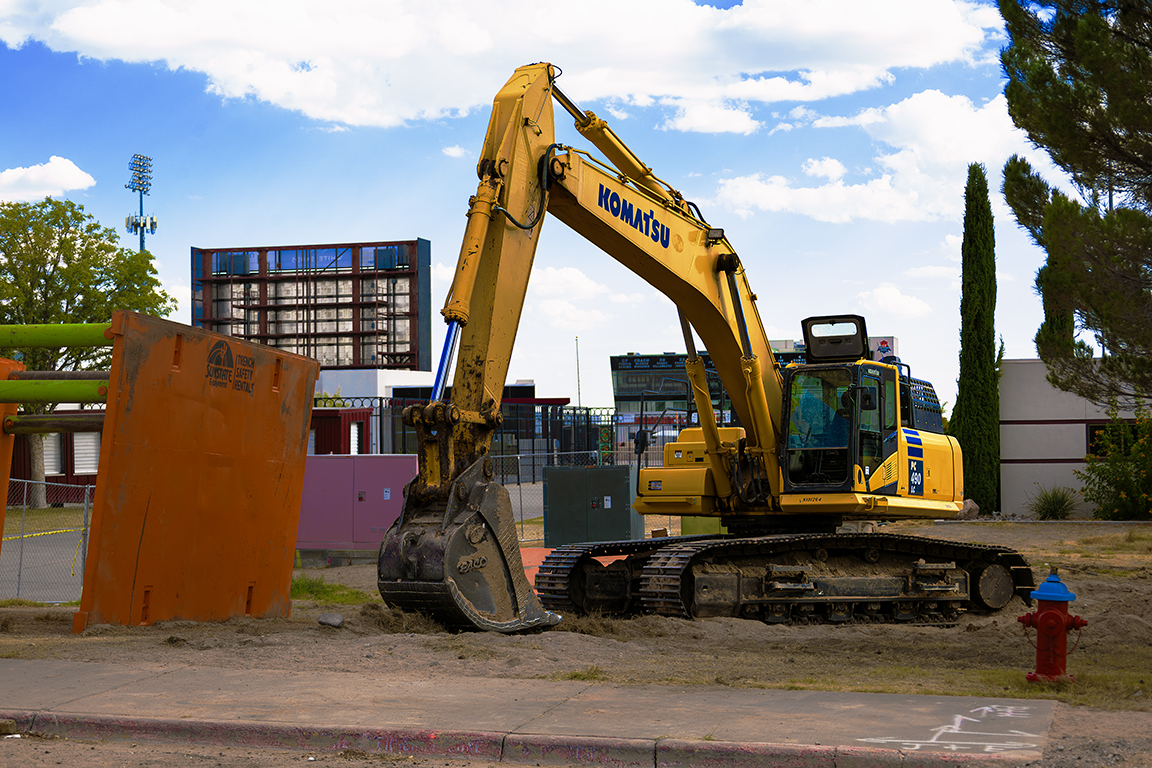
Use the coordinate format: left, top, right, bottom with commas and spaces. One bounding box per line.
575, 336, 582, 408
125, 154, 157, 252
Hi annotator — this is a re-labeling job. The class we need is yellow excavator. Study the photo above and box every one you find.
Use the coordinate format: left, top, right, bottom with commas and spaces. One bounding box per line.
377, 63, 1033, 632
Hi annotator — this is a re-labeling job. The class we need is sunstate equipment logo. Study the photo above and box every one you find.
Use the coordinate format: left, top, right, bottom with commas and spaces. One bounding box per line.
206, 340, 256, 395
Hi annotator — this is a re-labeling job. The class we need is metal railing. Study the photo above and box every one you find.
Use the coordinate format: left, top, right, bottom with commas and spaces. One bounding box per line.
0, 479, 93, 603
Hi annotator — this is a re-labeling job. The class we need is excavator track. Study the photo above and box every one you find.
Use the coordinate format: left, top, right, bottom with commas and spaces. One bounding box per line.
537, 533, 1034, 626
536, 536, 713, 615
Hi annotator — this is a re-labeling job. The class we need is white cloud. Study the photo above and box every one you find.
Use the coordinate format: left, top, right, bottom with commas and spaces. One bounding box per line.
717, 172, 918, 223
904, 265, 960, 280
609, 292, 646, 304
0, 0, 1004, 129
660, 99, 760, 135
789, 106, 819, 122
164, 281, 191, 319
714, 91, 1046, 224
0, 156, 96, 202
431, 261, 456, 296
856, 283, 932, 317
941, 234, 963, 260
441, 145, 468, 158
802, 157, 847, 181
536, 299, 607, 331
530, 266, 610, 300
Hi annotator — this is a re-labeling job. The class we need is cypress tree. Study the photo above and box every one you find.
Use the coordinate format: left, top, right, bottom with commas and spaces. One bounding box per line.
951, 163, 1000, 512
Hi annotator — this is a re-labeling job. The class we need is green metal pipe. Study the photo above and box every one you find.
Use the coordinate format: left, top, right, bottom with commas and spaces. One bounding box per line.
0, 380, 109, 404
3, 412, 105, 434
0, 323, 113, 349
10, 370, 110, 381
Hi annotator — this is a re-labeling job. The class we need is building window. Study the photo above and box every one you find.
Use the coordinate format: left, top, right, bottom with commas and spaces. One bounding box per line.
43, 433, 62, 476
1087, 421, 1137, 457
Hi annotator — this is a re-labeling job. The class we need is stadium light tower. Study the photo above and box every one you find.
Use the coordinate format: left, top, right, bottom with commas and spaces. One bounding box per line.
125, 154, 157, 252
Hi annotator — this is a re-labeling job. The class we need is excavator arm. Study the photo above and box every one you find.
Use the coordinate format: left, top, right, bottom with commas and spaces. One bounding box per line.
379, 63, 788, 631
377, 63, 998, 632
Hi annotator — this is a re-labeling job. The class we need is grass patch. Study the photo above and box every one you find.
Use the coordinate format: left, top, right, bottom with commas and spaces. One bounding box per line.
290, 573, 375, 605
559, 665, 607, 681
1077, 528, 1152, 553
0, 599, 50, 608
424, 636, 505, 661
547, 613, 678, 641
358, 602, 446, 634
2, 506, 86, 537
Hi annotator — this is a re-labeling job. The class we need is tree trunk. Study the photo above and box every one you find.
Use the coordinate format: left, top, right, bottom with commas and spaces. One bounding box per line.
28, 433, 48, 509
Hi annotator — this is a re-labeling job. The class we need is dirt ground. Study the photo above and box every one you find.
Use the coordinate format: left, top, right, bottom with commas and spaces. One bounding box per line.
1, 520, 1150, 767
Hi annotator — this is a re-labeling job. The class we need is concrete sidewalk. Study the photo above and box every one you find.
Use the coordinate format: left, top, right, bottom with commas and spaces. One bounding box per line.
0, 658, 1053, 766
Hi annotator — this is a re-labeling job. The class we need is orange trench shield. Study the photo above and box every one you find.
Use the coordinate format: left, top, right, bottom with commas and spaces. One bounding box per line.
72, 312, 319, 633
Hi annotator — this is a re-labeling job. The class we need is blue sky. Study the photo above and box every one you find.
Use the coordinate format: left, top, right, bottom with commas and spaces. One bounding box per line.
1, 0, 1064, 410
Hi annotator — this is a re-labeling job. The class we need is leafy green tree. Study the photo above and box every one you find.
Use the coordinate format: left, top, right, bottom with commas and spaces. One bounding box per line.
1000, 0, 1152, 405
950, 163, 1000, 513
1075, 406, 1152, 520
0, 198, 175, 503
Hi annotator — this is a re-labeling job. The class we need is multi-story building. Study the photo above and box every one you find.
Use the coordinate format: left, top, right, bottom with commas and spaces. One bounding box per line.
191, 239, 432, 370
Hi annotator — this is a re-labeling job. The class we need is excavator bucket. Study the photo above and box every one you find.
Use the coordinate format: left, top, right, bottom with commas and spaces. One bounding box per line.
378, 456, 560, 632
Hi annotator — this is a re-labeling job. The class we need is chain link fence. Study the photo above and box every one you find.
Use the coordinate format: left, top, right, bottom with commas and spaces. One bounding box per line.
0, 480, 93, 603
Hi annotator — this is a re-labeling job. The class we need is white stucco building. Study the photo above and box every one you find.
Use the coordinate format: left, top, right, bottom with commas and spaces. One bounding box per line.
999, 359, 1138, 518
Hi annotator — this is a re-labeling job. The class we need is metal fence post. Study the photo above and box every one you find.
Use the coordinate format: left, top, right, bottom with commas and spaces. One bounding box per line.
16, 481, 28, 599
516, 453, 525, 541
80, 485, 91, 581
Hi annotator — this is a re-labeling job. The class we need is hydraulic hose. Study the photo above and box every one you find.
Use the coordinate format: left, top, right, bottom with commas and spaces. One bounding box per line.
494, 144, 561, 231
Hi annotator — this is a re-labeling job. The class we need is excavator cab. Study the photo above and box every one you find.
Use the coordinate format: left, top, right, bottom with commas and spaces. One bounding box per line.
781, 363, 897, 493
781, 314, 952, 499
782, 315, 873, 491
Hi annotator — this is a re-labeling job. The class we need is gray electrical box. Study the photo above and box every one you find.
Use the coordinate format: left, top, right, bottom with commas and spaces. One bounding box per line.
543, 465, 642, 547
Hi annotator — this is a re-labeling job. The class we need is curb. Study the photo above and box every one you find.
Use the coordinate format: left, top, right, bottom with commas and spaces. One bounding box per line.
21, 712, 504, 761
658, 738, 838, 768
1, 710, 1036, 767
505, 734, 653, 766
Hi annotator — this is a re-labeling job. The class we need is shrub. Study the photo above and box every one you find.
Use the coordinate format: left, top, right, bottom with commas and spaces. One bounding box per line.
1075, 406, 1152, 521
1023, 484, 1078, 520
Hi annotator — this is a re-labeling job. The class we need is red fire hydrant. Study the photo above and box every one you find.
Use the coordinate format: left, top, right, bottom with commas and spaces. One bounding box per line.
1018, 567, 1087, 683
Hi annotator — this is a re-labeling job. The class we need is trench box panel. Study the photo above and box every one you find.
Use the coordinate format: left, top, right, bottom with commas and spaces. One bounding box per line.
72, 312, 319, 632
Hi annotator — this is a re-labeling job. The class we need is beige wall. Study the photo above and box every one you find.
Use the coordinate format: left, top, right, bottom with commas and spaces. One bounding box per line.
999, 359, 1132, 517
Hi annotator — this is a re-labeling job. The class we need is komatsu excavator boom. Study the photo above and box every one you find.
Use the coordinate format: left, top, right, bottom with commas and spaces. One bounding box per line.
377, 63, 1033, 632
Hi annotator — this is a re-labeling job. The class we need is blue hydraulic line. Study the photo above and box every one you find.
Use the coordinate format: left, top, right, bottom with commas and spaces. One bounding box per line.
431, 320, 461, 402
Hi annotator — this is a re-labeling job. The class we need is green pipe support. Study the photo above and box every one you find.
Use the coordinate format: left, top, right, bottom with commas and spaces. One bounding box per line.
0, 379, 109, 404
3, 413, 106, 434
0, 322, 113, 348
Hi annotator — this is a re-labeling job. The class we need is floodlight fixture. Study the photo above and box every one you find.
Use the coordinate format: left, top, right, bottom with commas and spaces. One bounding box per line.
125, 154, 153, 195
125, 154, 157, 252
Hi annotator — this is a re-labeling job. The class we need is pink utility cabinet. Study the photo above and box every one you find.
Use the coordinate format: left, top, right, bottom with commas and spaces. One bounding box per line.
297, 455, 417, 556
